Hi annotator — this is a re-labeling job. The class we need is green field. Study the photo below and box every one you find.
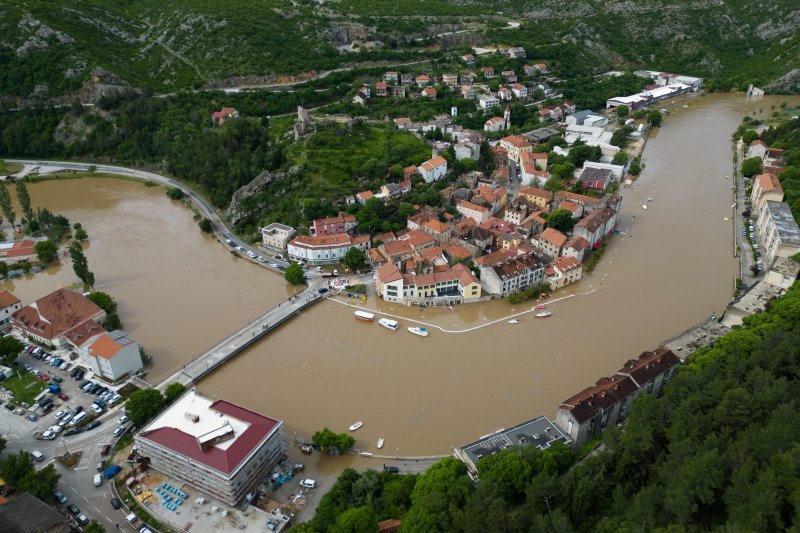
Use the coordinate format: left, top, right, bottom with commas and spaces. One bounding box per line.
2, 371, 46, 405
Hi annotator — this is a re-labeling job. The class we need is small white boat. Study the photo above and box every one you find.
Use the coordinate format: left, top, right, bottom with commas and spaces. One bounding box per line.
647, 197, 653, 203
354, 311, 375, 322
377, 438, 384, 449
535, 312, 552, 318
642, 204, 648, 210
535, 304, 548, 310
507, 319, 520, 324
408, 327, 429, 337
349, 421, 363, 431
379, 318, 399, 331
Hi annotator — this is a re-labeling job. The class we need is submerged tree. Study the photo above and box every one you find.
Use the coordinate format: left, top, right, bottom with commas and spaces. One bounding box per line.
0, 184, 15, 230
69, 241, 95, 288
14, 180, 33, 224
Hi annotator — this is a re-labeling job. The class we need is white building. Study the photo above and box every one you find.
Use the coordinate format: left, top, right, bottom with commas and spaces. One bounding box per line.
260, 223, 296, 251
478, 95, 500, 109
417, 156, 448, 183
480, 254, 545, 296
136, 390, 287, 506
11, 288, 106, 347
0, 290, 21, 328
78, 330, 143, 381
287, 234, 371, 264
756, 200, 800, 265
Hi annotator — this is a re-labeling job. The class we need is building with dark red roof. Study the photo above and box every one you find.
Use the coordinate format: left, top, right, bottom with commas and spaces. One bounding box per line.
555, 348, 680, 448
11, 288, 106, 347
136, 390, 287, 505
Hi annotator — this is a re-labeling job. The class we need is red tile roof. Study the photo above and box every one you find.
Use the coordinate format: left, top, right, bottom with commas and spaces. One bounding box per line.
141, 399, 280, 476
12, 288, 105, 342
0, 290, 20, 308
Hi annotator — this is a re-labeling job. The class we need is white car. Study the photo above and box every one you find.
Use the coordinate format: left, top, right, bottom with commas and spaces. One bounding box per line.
299, 479, 317, 489
93, 474, 103, 487
55, 409, 68, 420
118, 415, 129, 425
270, 263, 279, 268
91, 404, 103, 414
42, 430, 57, 440
247, 251, 257, 259
48, 425, 63, 434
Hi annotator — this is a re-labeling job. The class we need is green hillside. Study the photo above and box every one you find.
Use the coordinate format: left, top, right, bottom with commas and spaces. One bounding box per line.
1, 0, 799, 101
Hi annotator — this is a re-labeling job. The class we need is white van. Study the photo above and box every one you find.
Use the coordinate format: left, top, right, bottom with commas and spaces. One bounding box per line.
93, 474, 103, 487
70, 412, 88, 426
31, 450, 45, 462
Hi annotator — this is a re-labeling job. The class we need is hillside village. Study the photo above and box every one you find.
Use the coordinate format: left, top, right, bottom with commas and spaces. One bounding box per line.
245, 47, 705, 306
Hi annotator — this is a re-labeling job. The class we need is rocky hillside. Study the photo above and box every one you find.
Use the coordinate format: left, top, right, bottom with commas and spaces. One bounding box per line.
0, 0, 798, 102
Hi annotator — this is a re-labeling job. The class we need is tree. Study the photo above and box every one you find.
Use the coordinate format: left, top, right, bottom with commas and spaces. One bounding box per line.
84, 523, 106, 533
616, 105, 630, 118
546, 209, 577, 232
344, 247, 367, 271
0, 336, 23, 363
648, 110, 663, 127
198, 218, 212, 233
125, 388, 165, 426
74, 227, 88, 241
568, 145, 601, 166
88, 292, 121, 330
544, 177, 566, 192
0, 451, 35, 488
329, 506, 378, 533
0, 184, 14, 230
612, 151, 629, 165
284, 263, 304, 285
0, 436, 5, 455
312, 427, 355, 451
166, 187, 185, 200
14, 180, 33, 224
35, 240, 58, 263
69, 241, 95, 288
477, 450, 534, 502
19, 463, 60, 500
741, 157, 762, 177
629, 158, 642, 176
164, 382, 187, 404
610, 127, 634, 148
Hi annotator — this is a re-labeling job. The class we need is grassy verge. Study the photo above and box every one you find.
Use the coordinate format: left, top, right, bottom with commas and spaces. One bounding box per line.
57, 451, 82, 469
1, 371, 47, 404
346, 284, 367, 294
24, 171, 160, 186
584, 241, 608, 272
113, 433, 134, 455
0, 161, 23, 174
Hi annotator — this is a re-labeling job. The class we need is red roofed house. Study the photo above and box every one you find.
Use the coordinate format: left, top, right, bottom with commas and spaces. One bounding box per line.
211, 107, 239, 127
78, 329, 143, 381
499, 135, 534, 163
456, 199, 490, 224
355, 191, 374, 205
421, 87, 438, 99
287, 234, 371, 264
0, 290, 21, 327
417, 156, 448, 183
547, 256, 583, 289
555, 348, 680, 448
136, 390, 287, 506
311, 212, 358, 236
750, 172, 784, 214
11, 288, 106, 347
535, 227, 568, 257
0, 239, 38, 263
562, 236, 590, 262
375, 81, 388, 97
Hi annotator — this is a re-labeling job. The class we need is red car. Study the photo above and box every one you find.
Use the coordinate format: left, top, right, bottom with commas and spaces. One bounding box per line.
100, 444, 111, 457
38, 374, 50, 381
58, 393, 69, 401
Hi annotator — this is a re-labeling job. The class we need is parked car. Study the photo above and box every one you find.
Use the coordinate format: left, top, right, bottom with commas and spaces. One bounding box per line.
67, 503, 81, 516
52, 376, 63, 383
118, 415, 129, 425
110, 498, 121, 510
93, 474, 103, 487
383, 464, 400, 473
53, 490, 68, 504
113, 426, 127, 437
96, 460, 106, 472
77, 513, 90, 525
63, 427, 82, 436
26, 413, 38, 422
55, 409, 68, 420
91, 404, 103, 414
58, 393, 69, 401
86, 420, 102, 431
299, 479, 317, 488
72, 405, 84, 415
100, 444, 111, 456
13, 408, 24, 415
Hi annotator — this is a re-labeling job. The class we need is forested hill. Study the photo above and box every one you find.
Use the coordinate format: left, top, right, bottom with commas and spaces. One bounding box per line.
1, 0, 799, 103
293, 279, 800, 532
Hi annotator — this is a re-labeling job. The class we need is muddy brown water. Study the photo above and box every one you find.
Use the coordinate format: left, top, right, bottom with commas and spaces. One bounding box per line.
6, 93, 798, 457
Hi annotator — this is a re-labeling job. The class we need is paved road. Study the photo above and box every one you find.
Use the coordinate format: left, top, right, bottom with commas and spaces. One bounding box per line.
1, 351, 137, 531
732, 140, 761, 288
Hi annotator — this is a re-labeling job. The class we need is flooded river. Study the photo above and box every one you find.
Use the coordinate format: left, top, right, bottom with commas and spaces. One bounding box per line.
6, 93, 797, 456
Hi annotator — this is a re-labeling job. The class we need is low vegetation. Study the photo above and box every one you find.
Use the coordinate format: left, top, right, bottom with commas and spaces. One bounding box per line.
311, 428, 356, 452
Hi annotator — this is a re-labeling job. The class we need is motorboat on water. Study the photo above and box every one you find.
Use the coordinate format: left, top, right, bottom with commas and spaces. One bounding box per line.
535, 311, 552, 318
355, 311, 375, 322
379, 318, 399, 331
535, 304, 547, 310
408, 327, 429, 337
349, 421, 363, 431
507, 319, 520, 324
647, 197, 654, 202
642, 204, 648, 210
377, 438, 384, 449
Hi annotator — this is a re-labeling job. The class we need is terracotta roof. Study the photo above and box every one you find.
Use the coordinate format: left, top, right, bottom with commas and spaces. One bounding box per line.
565, 236, 590, 251
376, 262, 403, 283
560, 375, 639, 424
0, 290, 20, 308
756, 173, 783, 195
314, 213, 356, 227
556, 190, 602, 206
560, 201, 581, 212
500, 135, 532, 149
291, 234, 351, 247
382, 240, 414, 257
64, 320, 106, 347
2, 239, 37, 259
457, 199, 489, 213
12, 288, 105, 342
540, 227, 567, 247
443, 244, 472, 261
369, 249, 387, 264
575, 208, 615, 233
490, 254, 542, 280
378, 519, 402, 533
421, 156, 447, 171
419, 246, 444, 261
140, 399, 280, 476
520, 187, 551, 200
86, 330, 136, 360
356, 191, 374, 199
553, 255, 581, 272
616, 348, 680, 387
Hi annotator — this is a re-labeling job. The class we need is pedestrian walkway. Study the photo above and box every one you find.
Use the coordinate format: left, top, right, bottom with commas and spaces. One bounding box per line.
156, 290, 326, 390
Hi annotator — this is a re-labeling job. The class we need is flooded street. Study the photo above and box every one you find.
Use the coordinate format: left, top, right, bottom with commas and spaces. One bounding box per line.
6, 93, 797, 456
